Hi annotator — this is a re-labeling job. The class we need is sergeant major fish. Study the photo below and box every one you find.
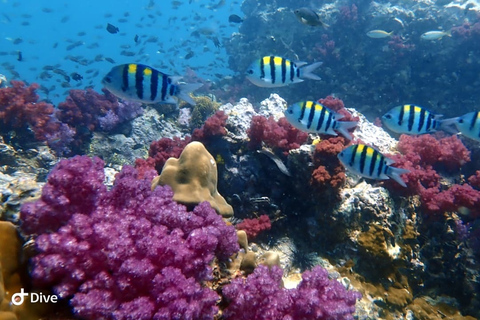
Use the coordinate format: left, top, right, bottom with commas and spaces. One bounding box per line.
338, 144, 410, 187
442, 111, 480, 142
102, 63, 202, 105
382, 104, 444, 135
246, 56, 322, 88
285, 101, 358, 140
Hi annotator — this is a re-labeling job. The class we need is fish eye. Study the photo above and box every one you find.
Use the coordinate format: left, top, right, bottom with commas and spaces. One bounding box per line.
458, 119, 464, 123
287, 109, 293, 114
384, 114, 392, 119
103, 76, 111, 83
246, 69, 254, 74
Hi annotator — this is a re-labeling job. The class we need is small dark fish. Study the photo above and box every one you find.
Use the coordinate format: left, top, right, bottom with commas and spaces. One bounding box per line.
78, 31, 86, 36
42, 7, 53, 13
106, 23, 119, 34
118, 18, 128, 23
17, 51, 22, 61
13, 38, 23, 45
211, 37, 221, 48
71, 73, 83, 81
105, 57, 116, 64
52, 42, 58, 48
120, 50, 136, 57
21, 21, 30, 26
2, 13, 11, 22
228, 14, 243, 23
185, 51, 194, 60
61, 16, 69, 23
294, 7, 328, 27
64, 75, 71, 82
66, 41, 84, 51
134, 34, 139, 43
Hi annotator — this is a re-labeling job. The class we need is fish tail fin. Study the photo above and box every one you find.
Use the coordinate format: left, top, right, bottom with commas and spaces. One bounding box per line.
299, 61, 322, 80
335, 121, 358, 140
446, 29, 452, 37
438, 117, 460, 134
177, 82, 203, 105
387, 166, 410, 187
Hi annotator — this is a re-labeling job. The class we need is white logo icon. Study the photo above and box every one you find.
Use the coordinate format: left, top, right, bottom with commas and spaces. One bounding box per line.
11, 289, 58, 305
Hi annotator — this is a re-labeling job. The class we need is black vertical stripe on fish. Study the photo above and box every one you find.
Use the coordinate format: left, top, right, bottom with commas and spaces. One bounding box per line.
269, 56, 276, 84
398, 105, 405, 126
369, 149, 378, 176
260, 58, 265, 79
359, 146, 368, 174
407, 105, 415, 132
470, 111, 478, 130
349, 144, 359, 166
290, 63, 295, 82
296, 65, 300, 78
307, 102, 316, 129
121, 65, 129, 91
299, 101, 307, 120
377, 155, 384, 177
418, 108, 426, 132
281, 58, 287, 84
160, 74, 169, 101
135, 65, 145, 99
169, 81, 175, 97
316, 106, 326, 131
150, 68, 158, 101
426, 113, 432, 131
325, 112, 333, 131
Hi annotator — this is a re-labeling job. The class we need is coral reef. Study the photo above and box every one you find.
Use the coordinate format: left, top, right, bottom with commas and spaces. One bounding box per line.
20, 155, 239, 319
152, 141, 233, 217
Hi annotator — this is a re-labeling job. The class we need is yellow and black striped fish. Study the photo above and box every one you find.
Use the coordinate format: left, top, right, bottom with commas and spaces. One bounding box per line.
246, 56, 322, 87
338, 144, 409, 187
102, 63, 202, 105
284, 101, 357, 140
448, 111, 480, 142
382, 104, 442, 135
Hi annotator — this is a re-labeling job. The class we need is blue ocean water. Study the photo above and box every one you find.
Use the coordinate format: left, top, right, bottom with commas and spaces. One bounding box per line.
0, 0, 240, 104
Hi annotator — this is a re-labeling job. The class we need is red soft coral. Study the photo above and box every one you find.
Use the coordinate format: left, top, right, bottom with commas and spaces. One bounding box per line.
147, 136, 192, 173
310, 137, 347, 190
396, 134, 470, 171
236, 215, 272, 240
192, 110, 228, 142
468, 170, 480, 190
420, 184, 480, 218
247, 115, 308, 152
0, 81, 59, 141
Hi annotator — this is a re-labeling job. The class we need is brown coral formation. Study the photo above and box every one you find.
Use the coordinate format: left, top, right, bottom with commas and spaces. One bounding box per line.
151, 141, 233, 217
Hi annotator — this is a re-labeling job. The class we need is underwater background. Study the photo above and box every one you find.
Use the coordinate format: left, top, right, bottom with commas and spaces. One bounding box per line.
1, 0, 480, 319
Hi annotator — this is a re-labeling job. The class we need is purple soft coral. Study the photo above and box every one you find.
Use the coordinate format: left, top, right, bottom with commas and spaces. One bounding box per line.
20, 155, 239, 320
222, 265, 361, 320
